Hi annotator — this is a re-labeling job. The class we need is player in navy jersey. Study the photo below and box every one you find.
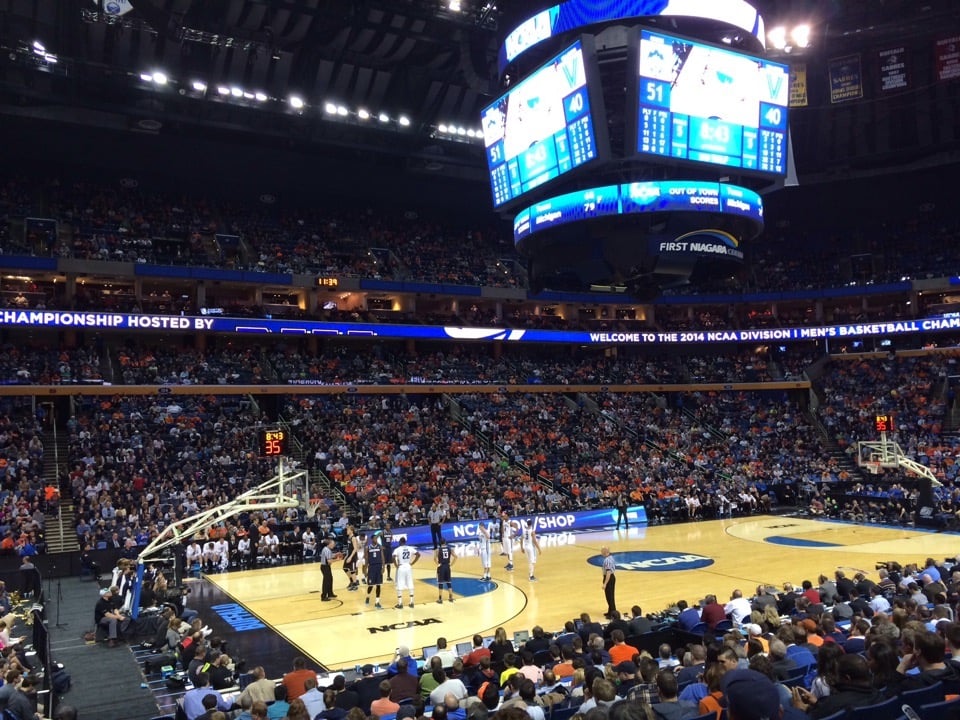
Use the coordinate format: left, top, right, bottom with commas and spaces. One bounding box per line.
365, 533, 385, 609
381, 523, 394, 582
434, 536, 456, 604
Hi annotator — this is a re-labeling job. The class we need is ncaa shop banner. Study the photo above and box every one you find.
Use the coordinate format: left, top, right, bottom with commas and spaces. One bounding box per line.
394, 506, 647, 547
829, 54, 863, 103
788, 63, 808, 107
936, 36, 960, 81
878, 47, 909, 92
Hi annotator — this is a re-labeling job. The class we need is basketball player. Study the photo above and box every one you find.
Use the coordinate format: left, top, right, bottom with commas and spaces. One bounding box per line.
365, 532, 385, 609
519, 517, 541, 581
202, 538, 219, 572
357, 532, 367, 585
501, 512, 516, 571
392, 536, 420, 608
302, 527, 317, 559
185, 539, 202, 574
237, 533, 252, 567
381, 522, 395, 581
213, 535, 230, 571
435, 536, 456, 603
477, 520, 493, 581
343, 525, 360, 591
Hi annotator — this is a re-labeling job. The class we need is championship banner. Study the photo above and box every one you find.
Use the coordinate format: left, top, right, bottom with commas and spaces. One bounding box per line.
829, 54, 863, 103
789, 63, 808, 107
935, 36, 960, 81
878, 47, 908, 91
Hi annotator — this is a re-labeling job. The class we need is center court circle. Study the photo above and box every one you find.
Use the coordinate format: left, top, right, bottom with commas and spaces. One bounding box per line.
587, 550, 715, 572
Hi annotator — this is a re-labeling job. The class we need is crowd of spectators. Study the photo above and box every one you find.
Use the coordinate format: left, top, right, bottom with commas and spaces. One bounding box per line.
0, 345, 104, 385
66, 394, 344, 552
2, 173, 960, 303
0, 340, 944, 553
0, 399, 51, 557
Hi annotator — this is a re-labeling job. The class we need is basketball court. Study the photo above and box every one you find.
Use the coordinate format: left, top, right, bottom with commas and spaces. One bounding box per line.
197, 515, 960, 671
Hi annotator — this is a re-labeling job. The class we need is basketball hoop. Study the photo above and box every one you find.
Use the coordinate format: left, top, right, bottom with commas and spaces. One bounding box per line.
863, 462, 882, 475
306, 498, 324, 519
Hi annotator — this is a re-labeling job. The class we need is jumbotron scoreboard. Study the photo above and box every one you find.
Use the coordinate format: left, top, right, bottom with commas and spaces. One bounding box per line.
486, 0, 789, 294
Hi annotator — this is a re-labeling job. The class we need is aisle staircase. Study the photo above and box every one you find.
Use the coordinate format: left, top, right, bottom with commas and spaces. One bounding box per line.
41, 425, 78, 554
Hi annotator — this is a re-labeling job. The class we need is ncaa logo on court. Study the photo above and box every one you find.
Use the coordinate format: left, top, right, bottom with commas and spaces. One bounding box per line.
588, 551, 714, 572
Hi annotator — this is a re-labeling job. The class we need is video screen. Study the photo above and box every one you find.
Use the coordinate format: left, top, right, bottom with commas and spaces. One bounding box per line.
635, 29, 789, 175
482, 38, 604, 208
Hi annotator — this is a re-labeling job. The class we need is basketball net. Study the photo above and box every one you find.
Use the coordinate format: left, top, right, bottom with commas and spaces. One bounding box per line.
306, 498, 323, 518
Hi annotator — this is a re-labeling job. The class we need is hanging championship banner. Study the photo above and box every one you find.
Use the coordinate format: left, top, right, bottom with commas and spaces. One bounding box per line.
878, 47, 908, 91
936, 36, 960, 81
789, 63, 808, 107
829, 54, 863, 103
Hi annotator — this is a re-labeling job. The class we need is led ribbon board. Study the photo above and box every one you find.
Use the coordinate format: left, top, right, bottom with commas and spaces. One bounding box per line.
512, 181, 763, 245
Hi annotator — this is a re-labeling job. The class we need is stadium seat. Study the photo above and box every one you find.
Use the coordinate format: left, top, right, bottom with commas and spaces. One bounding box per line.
849, 696, 904, 720
815, 711, 849, 720
900, 683, 945, 710
690, 712, 718, 720
917, 697, 960, 720
551, 707, 580, 720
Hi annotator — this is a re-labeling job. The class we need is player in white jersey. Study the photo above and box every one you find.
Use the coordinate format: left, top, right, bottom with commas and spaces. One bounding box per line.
185, 541, 202, 572
519, 517, 541, 581
501, 512, 516, 571
237, 535, 252, 567
477, 521, 493, 581
392, 536, 421, 608
202, 540, 218, 571
356, 533, 367, 584
302, 528, 317, 559
213, 538, 230, 570
262, 530, 280, 563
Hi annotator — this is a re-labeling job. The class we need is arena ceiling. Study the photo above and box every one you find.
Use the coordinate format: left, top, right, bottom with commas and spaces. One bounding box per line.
0, 0, 957, 198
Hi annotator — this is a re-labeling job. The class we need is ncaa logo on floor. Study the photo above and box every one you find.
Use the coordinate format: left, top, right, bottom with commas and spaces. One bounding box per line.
588, 551, 714, 572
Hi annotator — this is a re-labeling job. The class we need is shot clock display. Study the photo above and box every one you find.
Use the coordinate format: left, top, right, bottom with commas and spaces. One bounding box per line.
258, 428, 290, 457
874, 414, 895, 433
481, 37, 607, 208
635, 29, 789, 175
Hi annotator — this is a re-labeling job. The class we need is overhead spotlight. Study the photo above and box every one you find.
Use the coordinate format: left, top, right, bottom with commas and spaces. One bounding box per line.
289, 95, 305, 110
398, 115, 411, 127
140, 72, 153, 82
466, 129, 476, 138
324, 102, 337, 115
32, 40, 45, 54
152, 71, 168, 85
254, 92, 268, 102
768, 26, 787, 50
216, 85, 230, 96
449, 0, 461, 10
456, 126, 466, 135
43, 53, 57, 64
336, 105, 348, 116
230, 86, 243, 97
191, 80, 208, 92
438, 124, 448, 133
378, 112, 390, 123
791, 24, 811, 48
358, 108, 370, 120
